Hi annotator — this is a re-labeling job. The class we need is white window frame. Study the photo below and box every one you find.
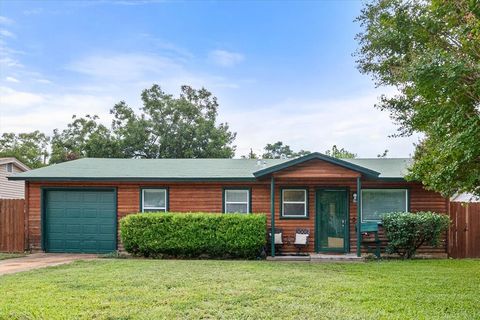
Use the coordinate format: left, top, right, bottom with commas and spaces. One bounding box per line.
361, 188, 408, 223
281, 189, 307, 218
224, 189, 250, 214
142, 188, 167, 212
6, 163, 13, 173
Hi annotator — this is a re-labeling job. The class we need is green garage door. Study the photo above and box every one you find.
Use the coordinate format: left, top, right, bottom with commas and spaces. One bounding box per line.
45, 190, 116, 253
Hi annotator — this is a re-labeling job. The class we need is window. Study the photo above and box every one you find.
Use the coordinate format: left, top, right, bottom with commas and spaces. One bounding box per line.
361, 189, 408, 222
142, 189, 167, 212
6, 163, 13, 173
224, 189, 250, 213
282, 189, 308, 218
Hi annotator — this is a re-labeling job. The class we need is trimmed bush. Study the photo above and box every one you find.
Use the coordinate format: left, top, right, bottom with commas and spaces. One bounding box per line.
120, 212, 266, 259
382, 211, 450, 259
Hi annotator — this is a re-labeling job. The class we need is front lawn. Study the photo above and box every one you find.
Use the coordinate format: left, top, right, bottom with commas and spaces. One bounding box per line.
0, 259, 479, 319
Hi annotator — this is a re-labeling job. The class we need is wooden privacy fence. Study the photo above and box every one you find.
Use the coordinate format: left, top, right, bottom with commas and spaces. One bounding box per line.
0, 199, 26, 252
449, 202, 480, 258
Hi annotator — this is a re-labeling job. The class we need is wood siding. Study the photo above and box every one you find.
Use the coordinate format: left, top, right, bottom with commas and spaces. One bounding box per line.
0, 163, 26, 199
26, 178, 448, 256
273, 159, 361, 179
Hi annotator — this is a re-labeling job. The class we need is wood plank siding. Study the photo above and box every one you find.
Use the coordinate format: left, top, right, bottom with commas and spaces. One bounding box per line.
26, 177, 448, 255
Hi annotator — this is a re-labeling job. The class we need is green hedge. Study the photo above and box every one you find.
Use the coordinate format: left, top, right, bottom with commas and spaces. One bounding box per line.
120, 212, 267, 259
382, 211, 450, 259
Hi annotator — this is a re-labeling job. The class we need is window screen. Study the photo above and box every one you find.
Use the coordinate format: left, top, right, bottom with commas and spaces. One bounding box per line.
282, 189, 307, 217
361, 189, 407, 222
224, 189, 249, 213
142, 189, 167, 212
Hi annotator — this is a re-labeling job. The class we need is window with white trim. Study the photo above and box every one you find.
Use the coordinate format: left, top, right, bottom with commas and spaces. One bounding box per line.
282, 189, 307, 218
361, 189, 408, 222
142, 189, 167, 212
6, 163, 13, 173
224, 189, 250, 213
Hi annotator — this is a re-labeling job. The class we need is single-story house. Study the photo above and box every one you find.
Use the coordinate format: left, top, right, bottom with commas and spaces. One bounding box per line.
8, 153, 448, 256
0, 157, 30, 199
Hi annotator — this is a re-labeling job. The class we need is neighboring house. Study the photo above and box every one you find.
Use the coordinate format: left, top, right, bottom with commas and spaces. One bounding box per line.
0, 157, 30, 199
9, 153, 448, 255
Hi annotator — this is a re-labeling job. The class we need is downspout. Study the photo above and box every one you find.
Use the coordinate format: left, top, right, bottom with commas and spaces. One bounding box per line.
356, 176, 362, 257
270, 176, 275, 257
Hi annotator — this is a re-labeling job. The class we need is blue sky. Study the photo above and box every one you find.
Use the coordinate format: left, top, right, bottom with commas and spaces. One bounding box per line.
0, 0, 418, 157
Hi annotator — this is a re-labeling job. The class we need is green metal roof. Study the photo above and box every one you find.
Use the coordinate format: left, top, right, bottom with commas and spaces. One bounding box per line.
9, 155, 412, 181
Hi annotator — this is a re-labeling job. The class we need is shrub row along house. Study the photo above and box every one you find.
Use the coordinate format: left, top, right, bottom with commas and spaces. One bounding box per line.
9, 153, 448, 256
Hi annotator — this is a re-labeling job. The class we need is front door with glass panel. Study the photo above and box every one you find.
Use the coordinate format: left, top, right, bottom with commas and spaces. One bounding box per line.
316, 189, 348, 252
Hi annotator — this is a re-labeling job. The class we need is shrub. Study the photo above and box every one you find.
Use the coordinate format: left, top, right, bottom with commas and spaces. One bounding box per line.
120, 212, 267, 259
382, 211, 450, 259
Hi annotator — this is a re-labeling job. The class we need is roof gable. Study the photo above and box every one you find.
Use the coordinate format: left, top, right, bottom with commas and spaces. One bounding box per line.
253, 153, 380, 178
0, 157, 30, 172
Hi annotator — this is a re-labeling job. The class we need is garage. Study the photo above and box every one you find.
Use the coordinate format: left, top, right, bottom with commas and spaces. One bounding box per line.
43, 189, 117, 253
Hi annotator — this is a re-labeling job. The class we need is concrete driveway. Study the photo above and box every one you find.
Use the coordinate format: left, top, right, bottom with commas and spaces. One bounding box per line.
0, 253, 97, 275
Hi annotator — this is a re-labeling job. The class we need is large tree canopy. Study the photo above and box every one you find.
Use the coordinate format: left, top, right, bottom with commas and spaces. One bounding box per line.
356, 0, 480, 196
0, 131, 49, 168
49, 85, 236, 163
50, 115, 122, 163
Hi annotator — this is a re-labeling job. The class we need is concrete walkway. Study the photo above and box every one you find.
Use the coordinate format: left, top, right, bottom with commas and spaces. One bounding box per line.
0, 253, 97, 276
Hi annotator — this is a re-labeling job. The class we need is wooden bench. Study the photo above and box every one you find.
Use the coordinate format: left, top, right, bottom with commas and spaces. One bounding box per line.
357, 222, 381, 258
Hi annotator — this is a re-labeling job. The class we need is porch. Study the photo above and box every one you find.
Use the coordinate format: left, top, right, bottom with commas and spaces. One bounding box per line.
256, 154, 406, 258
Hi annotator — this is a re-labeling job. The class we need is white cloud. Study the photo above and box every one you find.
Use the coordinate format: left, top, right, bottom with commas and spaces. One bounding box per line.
67, 53, 182, 81
5, 76, 19, 83
0, 16, 14, 25
0, 86, 45, 107
35, 78, 52, 84
209, 50, 244, 67
0, 86, 116, 134
220, 92, 418, 158
23, 8, 44, 16
0, 29, 15, 38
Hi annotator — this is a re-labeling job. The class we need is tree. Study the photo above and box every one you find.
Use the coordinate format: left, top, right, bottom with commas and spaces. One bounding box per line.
241, 148, 258, 159
377, 149, 389, 158
111, 85, 236, 158
50, 85, 237, 162
356, 0, 480, 196
50, 115, 121, 164
0, 131, 49, 168
262, 141, 311, 159
324, 145, 356, 159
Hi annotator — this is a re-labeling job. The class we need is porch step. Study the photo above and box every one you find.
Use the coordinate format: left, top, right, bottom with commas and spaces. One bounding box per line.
310, 253, 364, 262
266, 255, 311, 262
266, 254, 365, 262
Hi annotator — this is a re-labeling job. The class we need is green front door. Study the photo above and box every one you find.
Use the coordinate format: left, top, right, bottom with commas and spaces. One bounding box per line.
316, 189, 349, 252
44, 189, 116, 253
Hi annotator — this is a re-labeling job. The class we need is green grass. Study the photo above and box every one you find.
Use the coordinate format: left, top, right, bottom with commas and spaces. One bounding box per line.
0, 259, 479, 319
0, 253, 25, 260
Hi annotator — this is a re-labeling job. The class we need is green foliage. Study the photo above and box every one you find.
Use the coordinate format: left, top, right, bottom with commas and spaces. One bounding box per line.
241, 148, 258, 159
262, 141, 310, 159
120, 212, 266, 259
324, 145, 357, 159
111, 84, 236, 159
50, 115, 121, 164
382, 211, 450, 259
49, 85, 236, 163
356, 0, 480, 196
0, 131, 49, 168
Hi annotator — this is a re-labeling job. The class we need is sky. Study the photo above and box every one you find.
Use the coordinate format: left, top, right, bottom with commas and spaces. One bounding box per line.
0, 0, 419, 158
